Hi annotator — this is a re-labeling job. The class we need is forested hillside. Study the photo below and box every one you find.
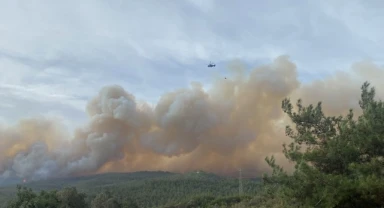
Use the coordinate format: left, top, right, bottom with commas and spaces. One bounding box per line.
0, 171, 261, 208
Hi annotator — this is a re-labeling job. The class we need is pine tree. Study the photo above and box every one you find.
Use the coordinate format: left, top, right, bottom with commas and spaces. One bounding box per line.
263, 82, 384, 207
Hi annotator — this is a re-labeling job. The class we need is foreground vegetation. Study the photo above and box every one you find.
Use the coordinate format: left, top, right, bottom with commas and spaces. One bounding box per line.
260, 82, 384, 207
0, 171, 261, 208
2, 82, 384, 207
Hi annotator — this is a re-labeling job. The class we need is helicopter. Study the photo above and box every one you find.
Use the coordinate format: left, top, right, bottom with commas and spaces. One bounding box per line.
207, 62, 216, 67
206, 61, 225, 79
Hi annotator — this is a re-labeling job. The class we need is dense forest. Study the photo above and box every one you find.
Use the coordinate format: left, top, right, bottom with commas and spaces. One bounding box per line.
1, 82, 384, 207
0, 171, 261, 208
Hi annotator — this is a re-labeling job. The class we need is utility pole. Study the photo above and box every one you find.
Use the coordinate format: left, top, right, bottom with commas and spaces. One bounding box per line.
238, 168, 243, 196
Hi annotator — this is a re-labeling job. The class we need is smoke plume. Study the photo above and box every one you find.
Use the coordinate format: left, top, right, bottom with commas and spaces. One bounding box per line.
1, 56, 384, 181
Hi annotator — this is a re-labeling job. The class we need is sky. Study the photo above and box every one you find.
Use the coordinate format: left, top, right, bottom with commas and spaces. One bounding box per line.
0, 0, 384, 132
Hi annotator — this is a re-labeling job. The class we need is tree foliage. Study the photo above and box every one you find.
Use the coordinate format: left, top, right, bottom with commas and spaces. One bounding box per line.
263, 82, 384, 207
3, 175, 259, 208
56, 187, 87, 208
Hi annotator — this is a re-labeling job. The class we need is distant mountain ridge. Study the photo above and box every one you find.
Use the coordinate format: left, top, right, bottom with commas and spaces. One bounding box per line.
0, 170, 234, 187
0, 170, 248, 190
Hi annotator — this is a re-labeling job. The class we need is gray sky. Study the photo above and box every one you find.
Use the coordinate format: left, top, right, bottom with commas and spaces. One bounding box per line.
0, 0, 383, 131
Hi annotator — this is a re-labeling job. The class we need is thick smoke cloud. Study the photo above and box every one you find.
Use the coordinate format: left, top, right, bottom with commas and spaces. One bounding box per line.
1, 56, 384, 181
